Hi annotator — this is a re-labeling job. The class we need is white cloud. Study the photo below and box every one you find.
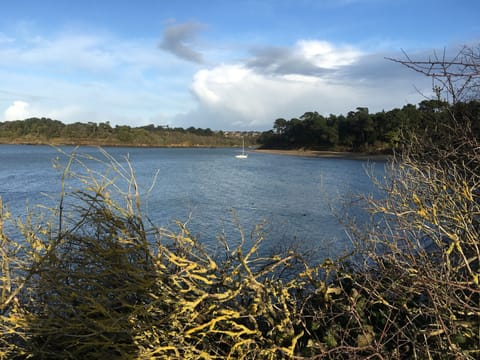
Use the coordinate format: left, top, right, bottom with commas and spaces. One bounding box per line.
181, 40, 429, 130
2, 100, 89, 123
0, 27, 198, 80
0, 34, 114, 73
297, 40, 361, 69
195, 65, 322, 124
0, 28, 198, 126
247, 40, 363, 76
4, 100, 32, 120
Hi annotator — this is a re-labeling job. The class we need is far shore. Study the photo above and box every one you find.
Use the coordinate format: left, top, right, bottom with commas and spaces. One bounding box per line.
0, 141, 391, 161
253, 148, 391, 161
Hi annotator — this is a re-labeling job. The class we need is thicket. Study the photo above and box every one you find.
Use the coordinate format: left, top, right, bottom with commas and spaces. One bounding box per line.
1, 46, 479, 359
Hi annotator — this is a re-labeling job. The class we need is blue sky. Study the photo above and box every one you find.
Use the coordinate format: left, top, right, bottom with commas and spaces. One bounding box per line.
0, 0, 478, 130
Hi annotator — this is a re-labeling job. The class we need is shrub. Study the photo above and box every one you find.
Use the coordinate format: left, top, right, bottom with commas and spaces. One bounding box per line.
0, 148, 318, 359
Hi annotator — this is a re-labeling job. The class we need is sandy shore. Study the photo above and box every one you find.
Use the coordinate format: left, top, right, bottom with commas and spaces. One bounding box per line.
253, 148, 391, 161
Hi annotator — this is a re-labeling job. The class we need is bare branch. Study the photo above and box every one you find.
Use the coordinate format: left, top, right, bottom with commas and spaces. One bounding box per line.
387, 45, 480, 103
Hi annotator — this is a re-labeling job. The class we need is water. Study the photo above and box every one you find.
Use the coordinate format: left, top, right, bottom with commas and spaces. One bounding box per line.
0, 144, 384, 261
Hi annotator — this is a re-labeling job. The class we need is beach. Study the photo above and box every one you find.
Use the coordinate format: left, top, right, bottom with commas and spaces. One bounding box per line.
253, 148, 391, 161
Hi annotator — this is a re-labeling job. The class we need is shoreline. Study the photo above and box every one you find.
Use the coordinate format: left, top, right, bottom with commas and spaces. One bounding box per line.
0, 142, 390, 161
253, 148, 391, 161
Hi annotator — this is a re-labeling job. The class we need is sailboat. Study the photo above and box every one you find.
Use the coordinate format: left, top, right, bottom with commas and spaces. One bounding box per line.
235, 137, 248, 159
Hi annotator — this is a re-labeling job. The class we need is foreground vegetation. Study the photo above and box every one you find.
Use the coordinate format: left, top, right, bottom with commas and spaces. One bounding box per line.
1, 46, 479, 359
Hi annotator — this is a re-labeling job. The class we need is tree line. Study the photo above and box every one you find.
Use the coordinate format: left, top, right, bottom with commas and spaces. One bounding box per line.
2, 99, 480, 153
259, 99, 480, 152
0, 118, 259, 147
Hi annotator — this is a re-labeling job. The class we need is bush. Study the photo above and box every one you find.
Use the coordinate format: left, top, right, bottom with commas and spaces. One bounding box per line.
343, 46, 480, 359
0, 148, 321, 359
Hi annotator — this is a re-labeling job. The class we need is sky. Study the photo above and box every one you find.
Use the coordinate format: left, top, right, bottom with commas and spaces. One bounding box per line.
0, 0, 479, 130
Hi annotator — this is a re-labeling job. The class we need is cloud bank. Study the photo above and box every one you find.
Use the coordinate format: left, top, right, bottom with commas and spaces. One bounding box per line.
1, 23, 434, 130
175, 40, 430, 130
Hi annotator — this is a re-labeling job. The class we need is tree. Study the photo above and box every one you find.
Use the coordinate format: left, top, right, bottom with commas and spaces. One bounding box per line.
273, 118, 288, 134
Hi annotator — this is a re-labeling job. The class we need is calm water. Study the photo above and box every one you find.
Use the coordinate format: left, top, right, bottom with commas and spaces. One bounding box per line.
0, 145, 384, 260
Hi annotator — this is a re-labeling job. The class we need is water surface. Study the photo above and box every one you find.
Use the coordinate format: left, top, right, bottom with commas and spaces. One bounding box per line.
0, 145, 383, 260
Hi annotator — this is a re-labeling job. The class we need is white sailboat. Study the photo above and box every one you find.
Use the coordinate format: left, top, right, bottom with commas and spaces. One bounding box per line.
235, 137, 248, 159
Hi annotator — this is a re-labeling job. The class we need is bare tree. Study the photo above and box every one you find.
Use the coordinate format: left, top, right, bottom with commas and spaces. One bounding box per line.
387, 45, 480, 103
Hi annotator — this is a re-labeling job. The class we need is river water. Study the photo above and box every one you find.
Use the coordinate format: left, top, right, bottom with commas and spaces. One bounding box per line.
0, 145, 385, 261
